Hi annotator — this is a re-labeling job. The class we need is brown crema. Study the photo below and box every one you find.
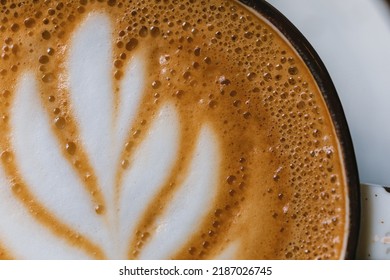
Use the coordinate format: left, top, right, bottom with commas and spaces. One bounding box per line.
0, 0, 347, 259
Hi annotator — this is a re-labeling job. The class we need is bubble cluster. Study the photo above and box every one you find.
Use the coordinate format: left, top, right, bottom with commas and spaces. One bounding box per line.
0, 0, 347, 260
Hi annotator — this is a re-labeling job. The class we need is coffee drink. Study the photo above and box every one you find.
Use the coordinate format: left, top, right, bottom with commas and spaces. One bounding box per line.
0, 0, 349, 259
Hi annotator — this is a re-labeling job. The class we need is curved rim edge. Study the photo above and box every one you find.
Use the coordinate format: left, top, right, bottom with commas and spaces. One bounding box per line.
238, 0, 361, 259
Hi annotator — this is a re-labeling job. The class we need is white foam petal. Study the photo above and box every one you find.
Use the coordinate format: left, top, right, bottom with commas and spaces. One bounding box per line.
118, 104, 179, 258
68, 13, 115, 205
0, 168, 91, 259
10, 73, 107, 251
214, 242, 239, 260
139, 125, 220, 259
115, 53, 146, 150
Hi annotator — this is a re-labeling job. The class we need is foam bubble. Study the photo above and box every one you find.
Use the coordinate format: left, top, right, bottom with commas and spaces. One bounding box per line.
0, 0, 347, 260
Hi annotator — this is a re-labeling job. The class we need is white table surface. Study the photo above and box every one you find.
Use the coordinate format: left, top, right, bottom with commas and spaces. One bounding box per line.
266, 0, 390, 260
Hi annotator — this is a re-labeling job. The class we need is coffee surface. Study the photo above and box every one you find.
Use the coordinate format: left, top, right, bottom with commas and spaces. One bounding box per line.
0, 0, 347, 259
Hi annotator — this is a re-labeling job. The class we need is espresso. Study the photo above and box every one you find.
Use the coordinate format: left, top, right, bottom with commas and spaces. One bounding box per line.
0, 0, 347, 259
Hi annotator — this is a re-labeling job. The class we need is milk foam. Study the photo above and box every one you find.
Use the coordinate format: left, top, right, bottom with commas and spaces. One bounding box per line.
0, 0, 349, 260
0, 14, 221, 259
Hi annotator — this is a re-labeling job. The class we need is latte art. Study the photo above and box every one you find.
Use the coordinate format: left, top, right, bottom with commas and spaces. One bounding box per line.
0, 0, 348, 259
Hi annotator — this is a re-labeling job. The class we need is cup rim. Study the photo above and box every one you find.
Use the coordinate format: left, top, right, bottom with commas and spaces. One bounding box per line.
238, 0, 361, 259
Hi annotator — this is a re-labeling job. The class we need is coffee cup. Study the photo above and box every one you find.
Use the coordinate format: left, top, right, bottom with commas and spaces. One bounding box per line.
0, 0, 360, 259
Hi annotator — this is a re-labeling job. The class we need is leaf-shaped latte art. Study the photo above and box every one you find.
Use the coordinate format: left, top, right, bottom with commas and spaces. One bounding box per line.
0, 13, 222, 259
10, 73, 107, 258
0, 0, 349, 260
138, 125, 220, 259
